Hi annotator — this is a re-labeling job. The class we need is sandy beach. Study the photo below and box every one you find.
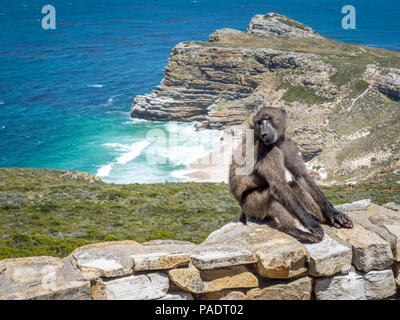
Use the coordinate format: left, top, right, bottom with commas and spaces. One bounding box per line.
180, 130, 238, 183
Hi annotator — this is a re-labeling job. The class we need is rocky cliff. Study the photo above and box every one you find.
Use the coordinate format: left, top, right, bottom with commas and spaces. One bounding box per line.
131, 13, 400, 184
1, 199, 399, 300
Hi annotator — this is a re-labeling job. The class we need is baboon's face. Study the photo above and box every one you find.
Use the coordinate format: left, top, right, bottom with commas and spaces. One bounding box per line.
253, 107, 288, 145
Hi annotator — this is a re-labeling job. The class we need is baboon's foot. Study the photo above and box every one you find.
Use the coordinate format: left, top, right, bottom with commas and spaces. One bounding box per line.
280, 227, 323, 244
304, 217, 324, 240
239, 211, 247, 225
325, 210, 353, 229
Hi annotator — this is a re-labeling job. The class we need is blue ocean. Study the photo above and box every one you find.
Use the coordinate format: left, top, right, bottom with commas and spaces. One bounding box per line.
0, 0, 399, 183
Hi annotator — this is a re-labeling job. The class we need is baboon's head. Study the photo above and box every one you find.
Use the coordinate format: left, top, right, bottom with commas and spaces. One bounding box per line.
252, 106, 288, 145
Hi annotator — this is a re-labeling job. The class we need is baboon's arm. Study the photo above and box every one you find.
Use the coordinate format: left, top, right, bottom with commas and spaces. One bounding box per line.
281, 138, 353, 228
229, 173, 264, 202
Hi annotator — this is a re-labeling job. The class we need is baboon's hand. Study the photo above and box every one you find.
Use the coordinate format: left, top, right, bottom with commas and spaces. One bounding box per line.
326, 210, 353, 229
306, 219, 324, 241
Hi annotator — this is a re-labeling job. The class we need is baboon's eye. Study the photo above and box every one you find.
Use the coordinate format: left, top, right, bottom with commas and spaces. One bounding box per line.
257, 120, 262, 125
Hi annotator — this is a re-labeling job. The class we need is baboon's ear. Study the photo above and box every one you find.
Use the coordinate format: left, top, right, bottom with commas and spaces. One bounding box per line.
280, 106, 287, 114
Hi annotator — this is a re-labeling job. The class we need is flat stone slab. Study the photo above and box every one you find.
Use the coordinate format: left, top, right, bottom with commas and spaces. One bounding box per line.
203, 222, 308, 279
0, 281, 91, 300
304, 234, 352, 277
324, 222, 393, 272
92, 272, 169, 300
168, 265, 258, 294
70, 241, 141, 277
203, 221, 249, 243
131, 240, 196, 271
243, 225, 307, 279
346, 204, 400, 261
383, 202, 400, 211
334, 199, 371, 212
314, 267, 366, 300
0, 256, 70, 296
363, 269, 396, 300
246, 276, 312, 300
190, 241, 257, 269
314, 267, 397, 300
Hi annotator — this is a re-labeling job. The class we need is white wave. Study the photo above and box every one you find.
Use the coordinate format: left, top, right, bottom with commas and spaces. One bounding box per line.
115, 140, 150, 164
127, 118, 150, 124
87, 84, 104, 88
0, 101, 4, 105
103, 143, 131, 151
97, 164, 113, 177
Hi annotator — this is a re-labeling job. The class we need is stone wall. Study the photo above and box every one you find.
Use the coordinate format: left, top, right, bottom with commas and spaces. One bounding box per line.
1, 199, 399, 300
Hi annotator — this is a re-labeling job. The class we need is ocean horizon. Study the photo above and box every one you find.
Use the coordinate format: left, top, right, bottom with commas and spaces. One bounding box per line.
1, 0, 399, 184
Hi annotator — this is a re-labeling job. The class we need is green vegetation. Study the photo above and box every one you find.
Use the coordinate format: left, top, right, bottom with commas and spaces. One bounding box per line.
277, 17, 309, 31
279, 83, 328, 104
0, 168, 399, 260
351, 80, 369, 96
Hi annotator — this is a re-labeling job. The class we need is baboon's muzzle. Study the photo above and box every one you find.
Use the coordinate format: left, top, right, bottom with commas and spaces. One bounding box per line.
260, 120, 276, 144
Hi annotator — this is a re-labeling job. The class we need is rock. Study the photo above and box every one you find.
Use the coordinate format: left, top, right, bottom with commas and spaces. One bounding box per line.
130, 41, 331, 129
346, 204, 400, 261
0, 281, 91, 300
203, 221, 248, 243
363, 269, 396, 300
209, 28, 244, 42
92, 272, 169, 300
131, 240, 196, 271
199, 290, 247, 300
0, 256, 65, 296
314, 267, 366, 300
394, 263, 400, 287
334, 199, 371, 212
389, 159, 400, 175
168, 265, 258, 294
0, 255, 87, 299
314, 267, 397, 300
244, 225, 308, 279
247, 13, 323, 39
246, 276, 312, 300
383, 202, 400, 211
304, 235, 352, 277
190, 242, 257, 269
376, 68, 400, 101
158, 291, 194, 300
70, 241, 141, 278
323, 223, 393, 272
204, 221, 307, 279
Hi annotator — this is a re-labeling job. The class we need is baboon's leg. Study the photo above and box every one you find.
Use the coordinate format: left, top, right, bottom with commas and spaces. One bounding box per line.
281, 139, 353, 229
289, 180, 324, 223
241, 188, 271, 221
268, 200, 322, 243
239, 211, 247, 225
297, 176, 353, 228
242, 189, 322, 243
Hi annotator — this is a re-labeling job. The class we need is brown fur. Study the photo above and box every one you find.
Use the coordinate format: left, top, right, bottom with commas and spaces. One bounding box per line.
229, 106, 353, 243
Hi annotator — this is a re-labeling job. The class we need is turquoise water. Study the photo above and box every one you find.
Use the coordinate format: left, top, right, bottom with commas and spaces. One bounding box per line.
0, 0, 399, 183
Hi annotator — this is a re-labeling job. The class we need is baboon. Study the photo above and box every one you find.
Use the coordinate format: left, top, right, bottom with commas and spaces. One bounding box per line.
229, 106, 353, 243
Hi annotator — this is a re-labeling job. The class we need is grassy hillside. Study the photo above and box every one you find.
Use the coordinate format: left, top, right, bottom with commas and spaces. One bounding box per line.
0, 168, 399, 260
